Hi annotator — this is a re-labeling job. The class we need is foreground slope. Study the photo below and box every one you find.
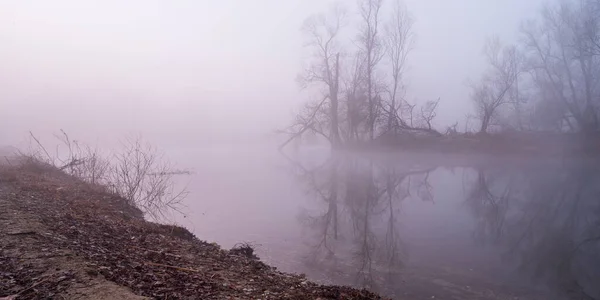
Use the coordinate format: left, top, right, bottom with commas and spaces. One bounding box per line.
0, 164, 383, 299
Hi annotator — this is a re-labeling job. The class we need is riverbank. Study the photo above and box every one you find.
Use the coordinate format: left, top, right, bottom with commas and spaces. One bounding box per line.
0, 162, 383, 299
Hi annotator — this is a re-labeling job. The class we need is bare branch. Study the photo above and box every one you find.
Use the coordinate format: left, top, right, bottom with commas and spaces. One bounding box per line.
384, 0, 415, 134
471, 37, 520, 133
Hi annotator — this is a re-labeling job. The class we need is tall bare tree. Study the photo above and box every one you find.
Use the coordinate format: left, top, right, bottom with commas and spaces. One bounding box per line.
521, 0, 600, 132
471, 37, 520, 133
343, 52, 368, 142
286, 0, 441, 148
384, 0, 414, 134
358, 0, 385, 140
298, 4, 346, 148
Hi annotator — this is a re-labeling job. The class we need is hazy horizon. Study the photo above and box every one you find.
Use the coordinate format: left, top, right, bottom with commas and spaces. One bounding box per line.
2, 2, 599, 298
1, 0, 545, 147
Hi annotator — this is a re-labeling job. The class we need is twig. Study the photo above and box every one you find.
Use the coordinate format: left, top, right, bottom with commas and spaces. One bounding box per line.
29, 131, 53, 164
7, 230, 37, 236
148, 170, 192, 176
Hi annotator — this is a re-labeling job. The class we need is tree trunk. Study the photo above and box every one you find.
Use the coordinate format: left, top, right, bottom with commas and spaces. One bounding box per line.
480, 113, 491, 133
367, 43, 374, 141
330, 53, 341, 148
330, 158, 338, 240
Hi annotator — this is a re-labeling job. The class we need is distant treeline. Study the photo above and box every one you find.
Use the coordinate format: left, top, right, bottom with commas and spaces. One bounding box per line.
281, 0, 600, 151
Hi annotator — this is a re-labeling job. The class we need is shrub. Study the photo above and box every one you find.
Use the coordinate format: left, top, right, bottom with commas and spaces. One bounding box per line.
22, 131, 189, 221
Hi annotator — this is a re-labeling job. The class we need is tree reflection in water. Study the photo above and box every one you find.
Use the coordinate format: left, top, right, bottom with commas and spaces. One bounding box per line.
287, 153, 434, 296
465, 163, 600, 299
285, 153, 600, 299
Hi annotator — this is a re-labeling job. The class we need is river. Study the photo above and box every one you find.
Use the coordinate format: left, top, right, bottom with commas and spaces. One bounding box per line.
167, 146, 600, 300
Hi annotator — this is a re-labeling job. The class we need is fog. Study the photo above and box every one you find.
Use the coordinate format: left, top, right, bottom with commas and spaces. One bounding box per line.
4, 1, 600, 299
1, 0, 544, 146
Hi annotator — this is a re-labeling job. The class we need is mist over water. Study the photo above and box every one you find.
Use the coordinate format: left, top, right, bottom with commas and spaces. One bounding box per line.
168, 147, 600, 300
3, 0, 600, 299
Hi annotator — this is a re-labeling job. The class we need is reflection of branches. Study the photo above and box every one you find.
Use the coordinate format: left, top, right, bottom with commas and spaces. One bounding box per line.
414, 171, 434, 203
465, 166, 600, 299
345, 160, 379, 288
349, 162, 436, 290
381, 167, 410, 270
284, 152, 340, 258
465, 169, 511, 243
288, 153, 440, 294
571, 235, 600, 259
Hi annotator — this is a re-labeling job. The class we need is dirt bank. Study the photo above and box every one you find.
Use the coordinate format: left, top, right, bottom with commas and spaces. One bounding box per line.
0, 164, 383, 299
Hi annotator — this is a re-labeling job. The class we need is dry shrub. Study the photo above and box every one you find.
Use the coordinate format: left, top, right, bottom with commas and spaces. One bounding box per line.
107, 135, 189, 221
22, 131, 189, 221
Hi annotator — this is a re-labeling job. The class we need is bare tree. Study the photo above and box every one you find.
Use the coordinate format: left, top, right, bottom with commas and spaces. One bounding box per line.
520, 0, 600, 132
588, 0, 600, 55
418, 98, 440, 133
285, 0, 431, 148
402, 101, 416, 128
298, 4, 346, 148
384, 0, 414, 134
343, 52, 368, 143
357, 0, 385, 140
471, 37, 520, 133
109, 135, 188, 220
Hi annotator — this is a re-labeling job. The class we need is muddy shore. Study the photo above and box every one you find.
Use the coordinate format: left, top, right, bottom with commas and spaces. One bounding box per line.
0, 164, 384, 299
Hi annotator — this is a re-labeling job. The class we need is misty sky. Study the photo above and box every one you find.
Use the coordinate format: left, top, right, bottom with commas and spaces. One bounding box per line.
0, 0, 545, 147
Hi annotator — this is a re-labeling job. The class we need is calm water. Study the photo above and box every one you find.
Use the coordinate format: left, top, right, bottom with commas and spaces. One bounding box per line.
168, 146, 600, 300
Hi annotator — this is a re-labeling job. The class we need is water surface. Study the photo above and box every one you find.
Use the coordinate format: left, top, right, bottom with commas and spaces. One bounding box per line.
170, 146, 600, 300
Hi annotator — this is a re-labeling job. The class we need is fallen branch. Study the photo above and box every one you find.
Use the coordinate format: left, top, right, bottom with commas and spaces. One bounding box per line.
278, 124, 314, 151
278, 95, 329, 150
7, 230, 37, 236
